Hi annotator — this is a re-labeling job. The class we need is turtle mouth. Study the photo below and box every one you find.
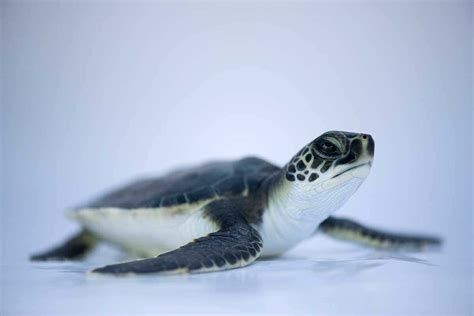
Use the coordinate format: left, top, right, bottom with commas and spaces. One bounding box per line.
331, 162, 371, 179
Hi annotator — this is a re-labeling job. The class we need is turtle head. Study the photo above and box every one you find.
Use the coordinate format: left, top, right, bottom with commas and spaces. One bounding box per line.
270, 130, 374, 224
284, 131, 374, 189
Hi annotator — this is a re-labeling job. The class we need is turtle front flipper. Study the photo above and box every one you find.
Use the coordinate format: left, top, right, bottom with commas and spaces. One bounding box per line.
91, 199, 263, 275
319, 216, 442, 251
91, 224, 262, 275
30, 230, 98, 261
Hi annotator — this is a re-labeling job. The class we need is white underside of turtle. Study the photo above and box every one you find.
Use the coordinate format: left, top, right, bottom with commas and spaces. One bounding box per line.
71, 207, 214, 257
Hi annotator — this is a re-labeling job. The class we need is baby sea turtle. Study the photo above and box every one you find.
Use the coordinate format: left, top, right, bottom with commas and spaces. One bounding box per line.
31, 131, 440, 275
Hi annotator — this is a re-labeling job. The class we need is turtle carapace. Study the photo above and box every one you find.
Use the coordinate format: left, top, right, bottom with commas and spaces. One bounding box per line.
31, 131, 441, 275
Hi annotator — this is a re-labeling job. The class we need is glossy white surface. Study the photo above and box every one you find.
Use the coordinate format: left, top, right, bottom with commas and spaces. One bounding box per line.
2, 236, 471, 315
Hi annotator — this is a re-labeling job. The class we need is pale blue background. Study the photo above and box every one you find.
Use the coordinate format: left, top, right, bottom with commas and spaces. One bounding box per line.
1, 1, 472, 315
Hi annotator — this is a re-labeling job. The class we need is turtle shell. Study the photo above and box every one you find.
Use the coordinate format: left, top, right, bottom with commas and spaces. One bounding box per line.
82, 157, 280, 209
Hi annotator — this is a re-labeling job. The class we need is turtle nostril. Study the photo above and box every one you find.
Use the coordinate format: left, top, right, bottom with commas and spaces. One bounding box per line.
361, 134, 368, 140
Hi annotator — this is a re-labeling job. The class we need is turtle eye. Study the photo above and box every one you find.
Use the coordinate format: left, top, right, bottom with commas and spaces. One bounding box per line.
321, 141, 337, 152
314, 138, 342, 158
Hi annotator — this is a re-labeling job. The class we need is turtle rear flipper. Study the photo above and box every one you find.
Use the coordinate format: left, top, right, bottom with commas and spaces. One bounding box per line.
30, 230, 98, 261
319, 216, 442, 250
91, 199, 263, 275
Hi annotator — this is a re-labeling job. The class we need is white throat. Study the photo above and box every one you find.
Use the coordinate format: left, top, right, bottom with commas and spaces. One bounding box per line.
256, 166, 369, 257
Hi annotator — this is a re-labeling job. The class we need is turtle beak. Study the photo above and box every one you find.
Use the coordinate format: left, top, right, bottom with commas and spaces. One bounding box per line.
364, 134, 375, 158
356, 133, 374, 160
350, 133, 374, 167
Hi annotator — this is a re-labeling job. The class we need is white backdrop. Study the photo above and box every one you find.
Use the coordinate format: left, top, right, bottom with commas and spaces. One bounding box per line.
1, 1, 472, 314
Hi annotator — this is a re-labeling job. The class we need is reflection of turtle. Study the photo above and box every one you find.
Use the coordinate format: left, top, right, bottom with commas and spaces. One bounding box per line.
31, 131, 440, 275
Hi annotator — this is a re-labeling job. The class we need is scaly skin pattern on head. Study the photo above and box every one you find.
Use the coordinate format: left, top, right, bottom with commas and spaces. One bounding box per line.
284, 131, 374, 183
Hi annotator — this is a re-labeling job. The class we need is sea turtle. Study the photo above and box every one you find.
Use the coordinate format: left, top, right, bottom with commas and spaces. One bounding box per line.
31, 131, 440, 275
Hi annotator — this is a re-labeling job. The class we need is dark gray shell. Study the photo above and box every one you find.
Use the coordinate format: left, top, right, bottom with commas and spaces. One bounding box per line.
82, 157, 280, 209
